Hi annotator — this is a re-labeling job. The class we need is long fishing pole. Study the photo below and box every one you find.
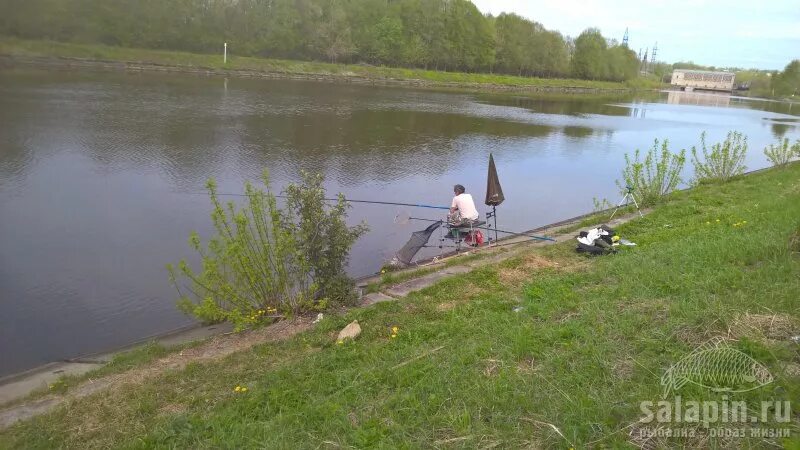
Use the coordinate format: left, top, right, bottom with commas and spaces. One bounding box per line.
474, 226, 555, 242
187, 191, 450, 210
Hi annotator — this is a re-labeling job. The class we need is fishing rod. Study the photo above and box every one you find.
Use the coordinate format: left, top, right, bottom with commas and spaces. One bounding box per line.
186, 191, 450, 210
394, 212, 555, 242
475, 226, 555, 242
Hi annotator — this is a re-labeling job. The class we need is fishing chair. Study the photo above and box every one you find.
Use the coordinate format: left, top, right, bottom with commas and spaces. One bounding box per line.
445, 218, 486, 251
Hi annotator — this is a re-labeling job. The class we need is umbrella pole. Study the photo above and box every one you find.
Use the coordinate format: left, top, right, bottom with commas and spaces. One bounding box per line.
493, 206, 498, 245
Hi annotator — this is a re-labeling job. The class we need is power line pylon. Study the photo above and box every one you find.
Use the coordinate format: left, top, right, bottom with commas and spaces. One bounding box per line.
651, 42, 658, 66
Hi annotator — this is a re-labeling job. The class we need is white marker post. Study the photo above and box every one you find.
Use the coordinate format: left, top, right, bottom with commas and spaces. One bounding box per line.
224, 42, 227, 64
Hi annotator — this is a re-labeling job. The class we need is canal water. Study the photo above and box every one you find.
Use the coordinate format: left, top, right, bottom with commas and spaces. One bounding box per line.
1, 68, 798, 377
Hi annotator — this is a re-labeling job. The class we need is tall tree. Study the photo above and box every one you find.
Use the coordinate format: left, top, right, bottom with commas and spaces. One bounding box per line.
772, 60, 800, 97
571, 28, 607, 80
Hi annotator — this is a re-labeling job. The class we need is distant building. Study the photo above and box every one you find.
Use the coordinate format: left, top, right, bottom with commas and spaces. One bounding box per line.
671, 70, 735, 92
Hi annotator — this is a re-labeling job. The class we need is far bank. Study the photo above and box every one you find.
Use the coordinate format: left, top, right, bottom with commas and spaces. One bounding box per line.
0, 37, 664, 94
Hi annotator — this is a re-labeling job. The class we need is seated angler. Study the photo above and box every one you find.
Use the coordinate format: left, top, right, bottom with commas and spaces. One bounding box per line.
449, 184, 480, 226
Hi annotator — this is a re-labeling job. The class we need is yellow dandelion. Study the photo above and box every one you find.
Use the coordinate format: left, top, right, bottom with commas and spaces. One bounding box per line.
391, 334, 397, 339
716, 219, 720, 222
337, 340, 344, 345
234, 386, 241, 392
391, 326, 399, 333
241, 387, 248, 392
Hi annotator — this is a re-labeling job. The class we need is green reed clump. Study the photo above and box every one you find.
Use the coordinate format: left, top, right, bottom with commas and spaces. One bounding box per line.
618, 138, 686, 207
691, 131, 748, 183
167, 170, 367, 330
764, 138, 800, 168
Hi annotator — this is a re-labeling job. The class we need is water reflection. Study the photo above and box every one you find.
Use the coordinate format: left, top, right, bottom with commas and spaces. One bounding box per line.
0, 68, 798, 377
667, 90, 732, 108
771, 123, 792, 139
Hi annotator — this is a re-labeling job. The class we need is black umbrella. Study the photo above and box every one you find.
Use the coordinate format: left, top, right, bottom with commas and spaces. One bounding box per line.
485, 153, 504, 244
485, 153, 505, 207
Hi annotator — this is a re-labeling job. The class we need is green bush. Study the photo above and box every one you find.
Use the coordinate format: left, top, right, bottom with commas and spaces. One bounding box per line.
618, 138, 686, 207
691, 131, 748, 183
763, 138, 798, 167
167, 171, 368, 330
282, 172, 369, 307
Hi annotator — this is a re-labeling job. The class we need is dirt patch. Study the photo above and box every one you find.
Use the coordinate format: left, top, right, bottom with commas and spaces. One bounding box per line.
728, 312, 799, 342
157, 403, 187, 416
436, 301, 458, 312
497, 268, 530, 285
515, 356, 537, 374
482, 359, 503, 377
518, 254, 560, 271
497, 253, 586, 286
612, 358, 635, 380
498, 255, 556, 285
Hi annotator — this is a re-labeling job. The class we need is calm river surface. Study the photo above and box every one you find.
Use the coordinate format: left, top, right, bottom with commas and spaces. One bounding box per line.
1, 68, 798, 376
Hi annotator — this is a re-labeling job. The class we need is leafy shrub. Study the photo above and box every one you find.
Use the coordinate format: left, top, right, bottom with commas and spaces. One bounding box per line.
282, 172, 369, 307
167, 171, 368, 330
691, 131, 748, 183
618, 138, 686, 207
763, 138, 797, 167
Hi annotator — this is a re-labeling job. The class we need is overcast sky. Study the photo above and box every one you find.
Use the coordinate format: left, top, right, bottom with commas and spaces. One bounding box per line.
470, 0, 799, 70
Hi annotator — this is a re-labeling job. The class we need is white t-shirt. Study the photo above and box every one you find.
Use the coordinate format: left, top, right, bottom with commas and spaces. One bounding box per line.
451, 193, 479, 220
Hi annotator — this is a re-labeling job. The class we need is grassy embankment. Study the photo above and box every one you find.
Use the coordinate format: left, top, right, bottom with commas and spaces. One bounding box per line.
1, 161, 799, 447
0, 37, 664, 91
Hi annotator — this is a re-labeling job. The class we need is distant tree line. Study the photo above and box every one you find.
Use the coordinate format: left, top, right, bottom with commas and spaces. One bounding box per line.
0, 0, 641, 81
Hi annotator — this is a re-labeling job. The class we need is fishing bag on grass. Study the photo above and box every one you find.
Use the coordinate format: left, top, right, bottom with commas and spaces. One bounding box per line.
576, 225, 619, 255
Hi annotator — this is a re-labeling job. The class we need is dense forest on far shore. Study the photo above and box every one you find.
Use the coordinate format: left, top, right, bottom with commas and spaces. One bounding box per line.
0, 0, 642, 82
